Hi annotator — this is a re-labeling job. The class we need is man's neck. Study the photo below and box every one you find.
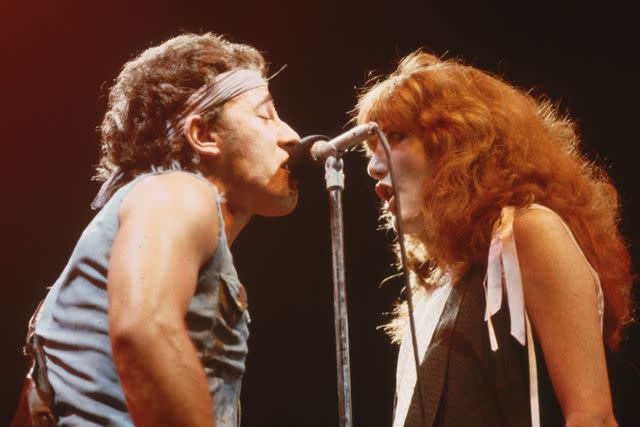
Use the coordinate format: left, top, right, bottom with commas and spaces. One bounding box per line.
219, 204, 250, 245
203, 175, 251, 245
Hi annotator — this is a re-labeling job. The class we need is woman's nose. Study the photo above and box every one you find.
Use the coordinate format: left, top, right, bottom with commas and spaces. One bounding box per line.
367, 149, 388, 180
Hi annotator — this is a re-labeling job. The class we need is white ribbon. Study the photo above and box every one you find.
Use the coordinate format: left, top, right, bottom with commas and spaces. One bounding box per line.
484, 206, 526, 349
484, 206, 536, 427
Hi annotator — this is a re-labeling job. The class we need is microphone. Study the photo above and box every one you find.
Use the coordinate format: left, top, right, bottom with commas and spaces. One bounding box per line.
310, 122, 378, 161
289, 123, 378, 180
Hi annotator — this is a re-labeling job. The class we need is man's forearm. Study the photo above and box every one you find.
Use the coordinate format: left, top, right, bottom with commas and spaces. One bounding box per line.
111, 321, 214, 427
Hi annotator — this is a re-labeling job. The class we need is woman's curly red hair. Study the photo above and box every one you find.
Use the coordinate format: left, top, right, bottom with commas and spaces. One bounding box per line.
355, 51, 634, 350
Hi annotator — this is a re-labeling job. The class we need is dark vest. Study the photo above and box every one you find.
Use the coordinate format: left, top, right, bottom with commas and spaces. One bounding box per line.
403, 266, 563, 427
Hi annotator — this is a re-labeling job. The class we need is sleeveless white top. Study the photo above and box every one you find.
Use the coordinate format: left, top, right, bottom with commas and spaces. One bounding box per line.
393, 204, 604, 427
393, 278, 452, 427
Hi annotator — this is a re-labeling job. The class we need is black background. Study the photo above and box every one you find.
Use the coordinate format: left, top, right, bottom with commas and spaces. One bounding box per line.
1, 1, 638, 426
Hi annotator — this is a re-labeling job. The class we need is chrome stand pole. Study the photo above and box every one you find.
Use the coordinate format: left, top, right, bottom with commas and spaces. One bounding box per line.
325, 155, 352, 427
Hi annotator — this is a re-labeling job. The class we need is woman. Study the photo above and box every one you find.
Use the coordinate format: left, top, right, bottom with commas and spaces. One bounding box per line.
355, 51, 633, 426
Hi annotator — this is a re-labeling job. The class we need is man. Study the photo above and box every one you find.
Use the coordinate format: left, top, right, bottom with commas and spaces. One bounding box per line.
13, 33, 299, 426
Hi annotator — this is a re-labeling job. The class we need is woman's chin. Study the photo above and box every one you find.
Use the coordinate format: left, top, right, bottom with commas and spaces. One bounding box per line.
391, 214, 424, 235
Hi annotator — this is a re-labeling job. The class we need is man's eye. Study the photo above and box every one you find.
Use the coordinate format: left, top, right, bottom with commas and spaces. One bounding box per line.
257, 106, 276, 121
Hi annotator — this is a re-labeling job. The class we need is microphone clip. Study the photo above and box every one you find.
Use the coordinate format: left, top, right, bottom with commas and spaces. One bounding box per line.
325, 155, 345, 191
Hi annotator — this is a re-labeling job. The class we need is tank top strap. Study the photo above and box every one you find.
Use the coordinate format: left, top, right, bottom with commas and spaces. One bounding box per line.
204, 181, 226, 243
170, 171, 226, 244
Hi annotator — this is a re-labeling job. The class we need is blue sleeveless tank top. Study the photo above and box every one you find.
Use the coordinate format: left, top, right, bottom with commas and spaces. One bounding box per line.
34, 169, 249, 426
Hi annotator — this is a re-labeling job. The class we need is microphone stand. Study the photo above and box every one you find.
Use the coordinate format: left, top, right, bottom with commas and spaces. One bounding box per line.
324, 154, 353, 427
291, 125, 425, 426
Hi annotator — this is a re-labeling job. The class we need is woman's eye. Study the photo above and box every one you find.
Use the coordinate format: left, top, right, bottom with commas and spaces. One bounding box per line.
386, 132, 405, 143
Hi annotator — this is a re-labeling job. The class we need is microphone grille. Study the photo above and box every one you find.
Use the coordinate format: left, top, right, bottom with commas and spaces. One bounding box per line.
288, 135, 329, 180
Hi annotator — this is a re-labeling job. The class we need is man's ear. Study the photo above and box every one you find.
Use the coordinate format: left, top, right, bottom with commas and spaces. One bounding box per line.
183, 114, 222, 158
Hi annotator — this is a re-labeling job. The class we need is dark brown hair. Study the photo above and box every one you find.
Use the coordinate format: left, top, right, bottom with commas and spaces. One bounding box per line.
96, 33, 266, 181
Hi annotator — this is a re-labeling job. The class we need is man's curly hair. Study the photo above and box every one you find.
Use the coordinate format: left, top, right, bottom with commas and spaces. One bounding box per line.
96, 33, 266, 181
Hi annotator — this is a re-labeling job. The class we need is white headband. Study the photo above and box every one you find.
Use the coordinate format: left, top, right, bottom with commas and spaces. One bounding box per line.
166, 68, 267, 139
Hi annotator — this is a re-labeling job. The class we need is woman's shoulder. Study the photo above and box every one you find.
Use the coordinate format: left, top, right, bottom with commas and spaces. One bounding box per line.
511, 205, 595, 291
513, 205, 569, 246
491, 204, 570, 247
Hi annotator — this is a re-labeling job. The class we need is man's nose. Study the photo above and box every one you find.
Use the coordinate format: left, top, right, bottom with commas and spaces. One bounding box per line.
278, 120, 301, 154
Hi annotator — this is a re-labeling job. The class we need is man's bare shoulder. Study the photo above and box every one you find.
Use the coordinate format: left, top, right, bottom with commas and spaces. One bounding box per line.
119, 172, 220, 252
121, 172, 216, 216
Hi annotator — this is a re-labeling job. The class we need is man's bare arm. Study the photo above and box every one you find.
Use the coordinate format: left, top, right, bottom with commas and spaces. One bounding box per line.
108, 173, 219, 427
